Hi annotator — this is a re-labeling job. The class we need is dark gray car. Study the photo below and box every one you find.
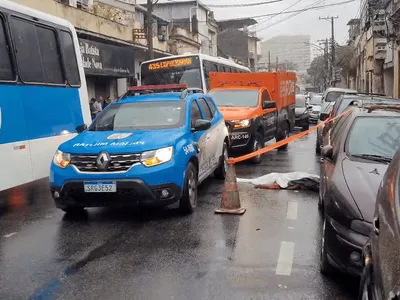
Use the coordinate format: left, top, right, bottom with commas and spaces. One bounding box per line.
295, 94, 310, 131
319, 104, 400, 276
358, 112, 400, 299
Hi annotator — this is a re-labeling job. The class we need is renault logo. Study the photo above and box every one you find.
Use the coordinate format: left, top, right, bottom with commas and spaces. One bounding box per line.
96, 151, 111, 171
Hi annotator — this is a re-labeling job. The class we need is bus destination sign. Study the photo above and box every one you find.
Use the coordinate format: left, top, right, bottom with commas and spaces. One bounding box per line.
147, 57, 195, 71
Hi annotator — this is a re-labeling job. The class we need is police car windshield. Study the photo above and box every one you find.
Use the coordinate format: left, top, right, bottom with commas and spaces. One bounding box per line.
89, 101, 185, 131
347, 116, 400, 161
208, 89, 259, 108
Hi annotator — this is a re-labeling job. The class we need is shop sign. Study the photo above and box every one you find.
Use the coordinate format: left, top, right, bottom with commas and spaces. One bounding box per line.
79, 38, 135, 77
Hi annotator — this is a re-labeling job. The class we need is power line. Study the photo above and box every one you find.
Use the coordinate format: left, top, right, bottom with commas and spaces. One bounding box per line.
253, 0, 303, 29
256, 0, 326, 33
218, 0, 355, 22
206, 0, 283, 8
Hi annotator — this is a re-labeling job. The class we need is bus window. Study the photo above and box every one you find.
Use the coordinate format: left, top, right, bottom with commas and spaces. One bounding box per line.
226, 67, 232, 72
0, 16, 13, 81
36, 26, 64, 84
203, 60, 210, 90
60, 30, 81, 86
10, 17, 44, 83
219, 65, 225, 72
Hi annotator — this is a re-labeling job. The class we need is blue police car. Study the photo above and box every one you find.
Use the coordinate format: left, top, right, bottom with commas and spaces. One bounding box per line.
50, 84, 230, 214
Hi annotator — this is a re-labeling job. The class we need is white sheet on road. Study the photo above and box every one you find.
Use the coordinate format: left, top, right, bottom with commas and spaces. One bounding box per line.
237, 172, 320, 189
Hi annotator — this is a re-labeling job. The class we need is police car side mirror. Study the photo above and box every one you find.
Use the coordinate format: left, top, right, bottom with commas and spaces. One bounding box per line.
76, 124, 87, 133
192, 119, 211, 131
262, 101, 276, 109
319, 112, 329, 121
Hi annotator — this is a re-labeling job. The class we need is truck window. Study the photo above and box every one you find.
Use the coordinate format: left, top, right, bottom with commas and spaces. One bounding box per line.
261, 90, 271, 103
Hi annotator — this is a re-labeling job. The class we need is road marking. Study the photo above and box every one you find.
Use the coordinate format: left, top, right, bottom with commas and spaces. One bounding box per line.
286, 201, 298, 220
4, 232, 17, 238
276, 241, 295, 276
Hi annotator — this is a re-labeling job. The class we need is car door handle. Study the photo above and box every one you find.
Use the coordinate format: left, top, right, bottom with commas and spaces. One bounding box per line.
373, 217, 380, 235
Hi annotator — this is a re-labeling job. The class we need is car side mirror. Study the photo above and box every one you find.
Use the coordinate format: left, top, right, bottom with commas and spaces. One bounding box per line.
262, 101, 276, 109
76, 124, 87, 133
319, 112, 329, 121
321, 145, 333, 159
192, 119, 211, 131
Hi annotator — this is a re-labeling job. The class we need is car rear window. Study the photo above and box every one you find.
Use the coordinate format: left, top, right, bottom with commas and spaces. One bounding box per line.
89, 101, 186, 131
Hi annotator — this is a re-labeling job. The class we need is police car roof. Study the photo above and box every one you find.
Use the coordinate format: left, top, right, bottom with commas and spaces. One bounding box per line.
118, 92, 186, 104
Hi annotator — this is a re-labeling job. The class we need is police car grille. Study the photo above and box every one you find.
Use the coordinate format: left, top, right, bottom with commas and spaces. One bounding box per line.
70, 154, 141, 172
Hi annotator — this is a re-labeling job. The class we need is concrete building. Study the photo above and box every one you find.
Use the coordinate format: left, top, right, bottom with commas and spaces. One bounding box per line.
217, 18, 262, 71
259, 35, 311, 75
349, 0, 389, 95
12, 0, 172, 99
140, 0, 218, 56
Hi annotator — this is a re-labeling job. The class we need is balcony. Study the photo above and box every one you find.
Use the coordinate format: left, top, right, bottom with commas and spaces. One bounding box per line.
374, 37, 387, 59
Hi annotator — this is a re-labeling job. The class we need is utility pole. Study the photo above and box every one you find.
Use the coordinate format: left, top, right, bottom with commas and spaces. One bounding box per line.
146, 0, 155, 60
275, 56, 278, 71
268, 51, 271, 72
319, 16, 338, 87
317, 38, 330, 89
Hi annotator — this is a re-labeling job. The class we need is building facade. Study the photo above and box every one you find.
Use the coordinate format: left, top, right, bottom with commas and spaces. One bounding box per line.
217, 19, 262, 71
259, 35, 311, 75
142, 0, 218, 56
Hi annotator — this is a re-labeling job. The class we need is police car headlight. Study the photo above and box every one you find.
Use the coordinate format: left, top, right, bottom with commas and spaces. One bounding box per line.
141, 146, 173, 167
232, 119, 251, 129
53, 150, 71, 168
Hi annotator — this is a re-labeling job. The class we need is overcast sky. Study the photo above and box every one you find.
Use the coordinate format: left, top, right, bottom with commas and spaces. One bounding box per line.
205, 0, 360, 46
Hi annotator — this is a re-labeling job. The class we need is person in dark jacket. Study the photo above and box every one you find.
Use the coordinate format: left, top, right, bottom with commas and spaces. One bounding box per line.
103, 96, 112, 109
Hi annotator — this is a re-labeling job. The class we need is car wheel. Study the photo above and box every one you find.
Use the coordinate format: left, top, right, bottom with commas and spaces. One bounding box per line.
179, 162, 198, 214
214, 142, 228, 180
276, 122, 289, 151
250, 132, 264, 164
320, 214, 336, 274
358, 264, 374, 300
302, 121, 310, 131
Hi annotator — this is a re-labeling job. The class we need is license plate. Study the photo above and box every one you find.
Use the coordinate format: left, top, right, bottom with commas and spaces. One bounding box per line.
84, 181, 117, 193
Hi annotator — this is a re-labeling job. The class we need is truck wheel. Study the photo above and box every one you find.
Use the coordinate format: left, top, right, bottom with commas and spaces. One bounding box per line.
179, 162, 198, 214
214, 142, 228, 179
250, 132, 264, 164
276, 122, 289, 150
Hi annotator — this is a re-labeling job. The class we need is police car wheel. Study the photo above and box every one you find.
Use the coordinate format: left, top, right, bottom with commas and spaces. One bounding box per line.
214, 142, 228, 179
179, 162, 198, 214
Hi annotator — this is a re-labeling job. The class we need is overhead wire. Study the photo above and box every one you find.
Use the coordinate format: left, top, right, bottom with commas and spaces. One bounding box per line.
206, 0, 283, 8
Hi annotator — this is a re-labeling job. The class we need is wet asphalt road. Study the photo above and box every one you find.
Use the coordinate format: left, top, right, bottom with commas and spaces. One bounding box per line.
0, 128, 359, 300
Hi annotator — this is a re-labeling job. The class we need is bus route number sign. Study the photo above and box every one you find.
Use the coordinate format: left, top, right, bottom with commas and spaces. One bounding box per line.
148, 58, 193, 71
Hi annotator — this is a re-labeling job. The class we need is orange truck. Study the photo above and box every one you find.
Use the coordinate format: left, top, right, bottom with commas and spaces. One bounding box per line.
208, 71, 296, 164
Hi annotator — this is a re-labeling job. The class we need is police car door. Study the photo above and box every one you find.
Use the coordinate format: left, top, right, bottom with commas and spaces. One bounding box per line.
261, 89, 277, 140
198, 98, 218, 170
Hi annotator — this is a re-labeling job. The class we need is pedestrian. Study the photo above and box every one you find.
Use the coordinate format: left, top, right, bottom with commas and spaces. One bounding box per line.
93, 96, 103, 113
89, 97, 99, 120
103, 96, 112, 109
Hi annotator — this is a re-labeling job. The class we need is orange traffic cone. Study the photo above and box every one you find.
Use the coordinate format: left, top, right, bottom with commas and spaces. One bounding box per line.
215, 158, 246, 215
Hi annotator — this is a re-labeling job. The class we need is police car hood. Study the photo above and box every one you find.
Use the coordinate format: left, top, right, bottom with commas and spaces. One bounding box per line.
59, 129, 185, 154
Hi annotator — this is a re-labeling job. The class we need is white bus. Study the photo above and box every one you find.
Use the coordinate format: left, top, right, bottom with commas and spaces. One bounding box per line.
0, 0, 91, 193
140, 53, 251, 92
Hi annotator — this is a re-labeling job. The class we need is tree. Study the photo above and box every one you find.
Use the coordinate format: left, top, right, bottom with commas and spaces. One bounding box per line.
307, 55, 327, 87
335, 45, 356, 77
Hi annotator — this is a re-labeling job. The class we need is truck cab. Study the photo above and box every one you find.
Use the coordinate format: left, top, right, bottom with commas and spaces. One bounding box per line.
208, 72, 296, 164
